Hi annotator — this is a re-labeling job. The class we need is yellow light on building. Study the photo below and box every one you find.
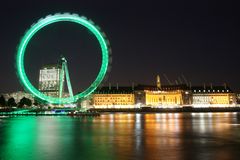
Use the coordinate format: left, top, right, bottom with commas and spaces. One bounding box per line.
145, 90, 183, 107
93, 93, 135, 108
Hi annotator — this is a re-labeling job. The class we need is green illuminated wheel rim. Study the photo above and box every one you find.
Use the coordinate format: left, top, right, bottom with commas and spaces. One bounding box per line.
16, 13, 110, 104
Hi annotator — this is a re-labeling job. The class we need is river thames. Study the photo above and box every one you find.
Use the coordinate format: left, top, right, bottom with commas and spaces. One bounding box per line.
1, 112, 240, 160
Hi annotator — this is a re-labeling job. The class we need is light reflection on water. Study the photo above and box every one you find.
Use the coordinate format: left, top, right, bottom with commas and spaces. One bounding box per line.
1, 113, 240, 160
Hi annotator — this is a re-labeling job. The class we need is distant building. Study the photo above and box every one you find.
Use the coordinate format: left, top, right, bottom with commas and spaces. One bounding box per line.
39, 64, 61, 97
191, 86, 236, 107
236, 93, 240, 104
145, 90, 183, 107
92, 86, 135, 108
134, 84, 192, 107
91, 84, 192, 108
92, 83, 237, 108
3, 91, 34, 103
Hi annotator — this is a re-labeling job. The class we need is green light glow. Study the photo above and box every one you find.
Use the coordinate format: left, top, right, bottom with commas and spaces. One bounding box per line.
16, 13, 110, 104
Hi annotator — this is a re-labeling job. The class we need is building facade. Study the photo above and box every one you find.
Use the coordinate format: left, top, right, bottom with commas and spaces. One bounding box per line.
91, 84, 236, 108
92, 87, 135, 108
92, 85, 192, 108
192, 86, 236, 107
39, 64, 61, 97
134, 84, 191, 107
236, 94, 240, 104
145, 90, 183, 107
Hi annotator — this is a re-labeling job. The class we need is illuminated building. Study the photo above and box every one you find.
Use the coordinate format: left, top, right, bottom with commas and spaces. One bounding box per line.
92, 86, 135, 108
134, 85, 191, 107
39, 64, 62, 97
191, 86, 236, 107
145, 90, 183, 107
236, 93, 240, 104
92, 84, 192, 108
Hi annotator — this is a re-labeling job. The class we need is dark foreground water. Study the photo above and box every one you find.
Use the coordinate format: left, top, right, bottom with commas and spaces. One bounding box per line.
1, 113, 240, 160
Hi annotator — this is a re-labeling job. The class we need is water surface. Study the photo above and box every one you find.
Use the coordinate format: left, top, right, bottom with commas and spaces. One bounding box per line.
1, 113, 240, 160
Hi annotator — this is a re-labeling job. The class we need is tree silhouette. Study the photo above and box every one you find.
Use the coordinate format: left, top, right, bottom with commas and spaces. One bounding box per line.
33, 99, 40, 106
18, 97, 32, 108
7, 97, 17, 107
0, 95, 6, 107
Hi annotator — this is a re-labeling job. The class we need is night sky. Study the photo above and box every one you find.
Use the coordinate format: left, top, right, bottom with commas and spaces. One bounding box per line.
0, 0, 240, 94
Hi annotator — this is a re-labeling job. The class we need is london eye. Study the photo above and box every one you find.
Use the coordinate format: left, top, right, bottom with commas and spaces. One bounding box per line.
16, 13, 111, 104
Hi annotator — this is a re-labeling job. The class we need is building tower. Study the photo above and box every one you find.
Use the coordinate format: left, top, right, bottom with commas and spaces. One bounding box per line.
157, 75, 161, 89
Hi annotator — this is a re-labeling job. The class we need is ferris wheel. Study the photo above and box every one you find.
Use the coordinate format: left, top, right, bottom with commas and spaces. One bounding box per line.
16, 13, 111, 104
